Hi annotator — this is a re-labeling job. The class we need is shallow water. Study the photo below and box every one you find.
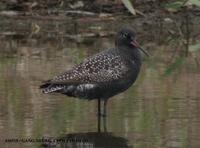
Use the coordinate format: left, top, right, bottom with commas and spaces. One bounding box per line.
0, 18, 200, 148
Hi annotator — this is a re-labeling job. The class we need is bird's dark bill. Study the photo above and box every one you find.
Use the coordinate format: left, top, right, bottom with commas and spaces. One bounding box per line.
130, 39, 140, 48
131, 39, 149, 57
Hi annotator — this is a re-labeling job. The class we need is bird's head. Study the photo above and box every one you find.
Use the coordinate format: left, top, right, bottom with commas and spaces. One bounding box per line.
115, 28, 149, 56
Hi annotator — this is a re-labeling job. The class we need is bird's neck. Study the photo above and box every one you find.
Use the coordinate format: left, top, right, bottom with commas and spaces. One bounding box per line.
117, 45, 142, 66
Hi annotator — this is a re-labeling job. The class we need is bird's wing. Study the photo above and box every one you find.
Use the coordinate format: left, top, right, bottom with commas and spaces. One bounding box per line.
49, 51, 129, 84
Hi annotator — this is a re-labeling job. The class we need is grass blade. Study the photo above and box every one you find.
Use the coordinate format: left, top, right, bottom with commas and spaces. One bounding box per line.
122, 0, 136, 15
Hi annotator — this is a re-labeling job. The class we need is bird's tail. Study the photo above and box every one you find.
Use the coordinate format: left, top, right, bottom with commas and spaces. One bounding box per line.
39, 81, 64, 94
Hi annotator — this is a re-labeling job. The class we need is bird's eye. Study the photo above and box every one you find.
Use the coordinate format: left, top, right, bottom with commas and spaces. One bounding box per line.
122, 33, 129, 39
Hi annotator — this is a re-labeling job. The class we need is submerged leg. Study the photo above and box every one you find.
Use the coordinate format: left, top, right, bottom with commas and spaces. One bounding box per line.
97, 98, 101, 132
103, 99, 108, 117
103, 99, 108, 132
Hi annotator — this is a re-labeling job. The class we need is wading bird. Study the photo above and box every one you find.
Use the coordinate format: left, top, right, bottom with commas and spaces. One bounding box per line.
40, 28, 148, 131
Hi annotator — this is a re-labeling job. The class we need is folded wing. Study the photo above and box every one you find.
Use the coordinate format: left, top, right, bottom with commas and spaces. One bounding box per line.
40, 50, 129, 99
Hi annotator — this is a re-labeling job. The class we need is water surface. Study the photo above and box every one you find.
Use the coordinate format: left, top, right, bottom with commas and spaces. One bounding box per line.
0, 18, 200, 148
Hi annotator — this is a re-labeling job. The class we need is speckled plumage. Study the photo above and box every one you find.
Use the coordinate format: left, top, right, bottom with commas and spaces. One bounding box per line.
40, 28, 143, 100
53, 50, 127, 83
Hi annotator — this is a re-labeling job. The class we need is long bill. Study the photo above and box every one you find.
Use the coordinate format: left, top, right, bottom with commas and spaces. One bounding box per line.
131, 39, 150, 57
138, 47, 149, 57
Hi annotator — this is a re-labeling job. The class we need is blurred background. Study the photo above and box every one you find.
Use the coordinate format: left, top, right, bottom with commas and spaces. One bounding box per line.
0, 0, 200, 148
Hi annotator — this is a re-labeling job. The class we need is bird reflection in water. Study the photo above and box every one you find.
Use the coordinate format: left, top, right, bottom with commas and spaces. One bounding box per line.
42, 132, 132, 148
42, 117, 132, 148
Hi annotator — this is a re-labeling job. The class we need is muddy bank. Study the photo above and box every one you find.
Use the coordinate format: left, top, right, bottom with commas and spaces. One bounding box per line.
0, 0, 199, 58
